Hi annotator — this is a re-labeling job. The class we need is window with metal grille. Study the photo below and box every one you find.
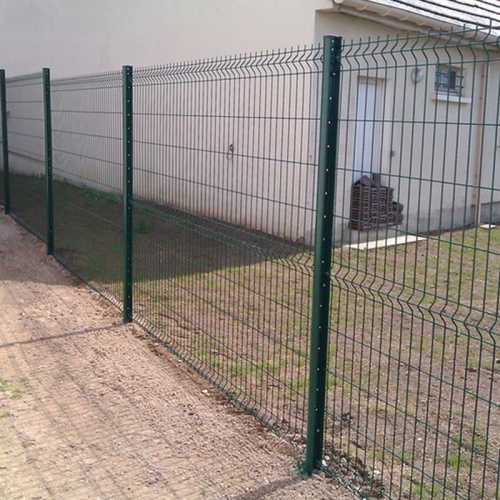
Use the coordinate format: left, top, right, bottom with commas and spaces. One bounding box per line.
435, 66, 464, 96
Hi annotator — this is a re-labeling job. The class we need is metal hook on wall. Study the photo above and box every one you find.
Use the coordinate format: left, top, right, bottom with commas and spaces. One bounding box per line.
226, 143, 234, 160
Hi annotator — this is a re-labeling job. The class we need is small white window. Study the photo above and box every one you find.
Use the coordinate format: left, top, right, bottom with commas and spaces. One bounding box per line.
435, 66, 464, 96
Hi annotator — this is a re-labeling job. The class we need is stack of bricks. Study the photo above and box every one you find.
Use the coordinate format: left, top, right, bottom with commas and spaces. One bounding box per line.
350, 175, 403, 231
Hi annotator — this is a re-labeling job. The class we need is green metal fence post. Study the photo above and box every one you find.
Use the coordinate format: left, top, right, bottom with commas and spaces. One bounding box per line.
304, 35, 342, 475
122, 65, 133, 323
43, 68, 54, 255
0, 70, 10, 214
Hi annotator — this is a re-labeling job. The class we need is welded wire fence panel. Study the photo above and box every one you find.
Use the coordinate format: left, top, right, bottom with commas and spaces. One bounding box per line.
4, 73, 46, 238
0, 86, 4, 206
51, 72, 123, 303
3, 31, 498, 499
131, 47, 322, 439
324, 29, 500, 498
0, 163, 3, 209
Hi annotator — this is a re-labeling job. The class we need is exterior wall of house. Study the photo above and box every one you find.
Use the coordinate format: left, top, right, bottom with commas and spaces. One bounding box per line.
0, 0, 330, 243
45, 55, 323, 244
315, 11, 500, 242
315, 9, 403, 43
477, 61, 500, 224
1, 0, 332, 244
3, 73, 45, 178
0, 0, 331, 78
337, 54, 500, 243
2, 1, 498, 243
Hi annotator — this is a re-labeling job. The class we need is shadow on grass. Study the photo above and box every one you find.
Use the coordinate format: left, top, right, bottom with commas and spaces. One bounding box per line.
7, 173, 308, 286
7, 173, 47, 242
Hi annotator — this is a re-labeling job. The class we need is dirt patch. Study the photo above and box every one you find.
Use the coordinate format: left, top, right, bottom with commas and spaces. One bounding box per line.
0, 212, 353, 499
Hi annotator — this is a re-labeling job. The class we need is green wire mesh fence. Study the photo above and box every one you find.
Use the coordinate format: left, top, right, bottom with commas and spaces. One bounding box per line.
2, 72, 45, 239
0, 71, 5, 207
131, 47, 322, 439
0, 27, 499, 499
324, 29, 500, 498
50, 71, 124, 304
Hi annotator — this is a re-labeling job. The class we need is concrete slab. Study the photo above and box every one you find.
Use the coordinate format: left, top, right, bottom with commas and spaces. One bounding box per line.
346, 234, 426, 251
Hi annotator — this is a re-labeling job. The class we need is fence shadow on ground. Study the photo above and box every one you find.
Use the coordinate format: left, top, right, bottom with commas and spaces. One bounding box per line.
9, 174, 306, 282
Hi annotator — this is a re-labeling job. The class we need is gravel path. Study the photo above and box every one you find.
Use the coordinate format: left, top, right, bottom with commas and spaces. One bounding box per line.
0, 212, 353, 499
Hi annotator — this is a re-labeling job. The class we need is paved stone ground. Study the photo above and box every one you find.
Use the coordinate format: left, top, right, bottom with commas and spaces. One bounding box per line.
0, 212, 354, 499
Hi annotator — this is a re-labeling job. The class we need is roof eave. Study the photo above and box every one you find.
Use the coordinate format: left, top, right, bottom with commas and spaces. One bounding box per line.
331, 0, 500, 43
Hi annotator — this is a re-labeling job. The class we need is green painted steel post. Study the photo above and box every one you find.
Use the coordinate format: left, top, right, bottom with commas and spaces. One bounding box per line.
43, 68, 54, 255
0, 70, 10, 214
122, 66, 133, 323
304, 35, 342, 475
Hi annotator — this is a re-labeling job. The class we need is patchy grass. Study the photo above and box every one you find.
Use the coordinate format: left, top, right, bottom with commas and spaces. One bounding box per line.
0, 377, 31, 400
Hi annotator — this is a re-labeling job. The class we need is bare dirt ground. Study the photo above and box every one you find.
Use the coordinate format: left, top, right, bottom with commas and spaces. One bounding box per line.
0, 212, 353, 500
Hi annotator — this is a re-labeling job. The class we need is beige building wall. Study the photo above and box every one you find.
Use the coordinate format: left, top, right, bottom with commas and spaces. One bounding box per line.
2, 1, 498, 243
314, 11, 500, 242
0, 0, 331, 78
2, 74, 45, 177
